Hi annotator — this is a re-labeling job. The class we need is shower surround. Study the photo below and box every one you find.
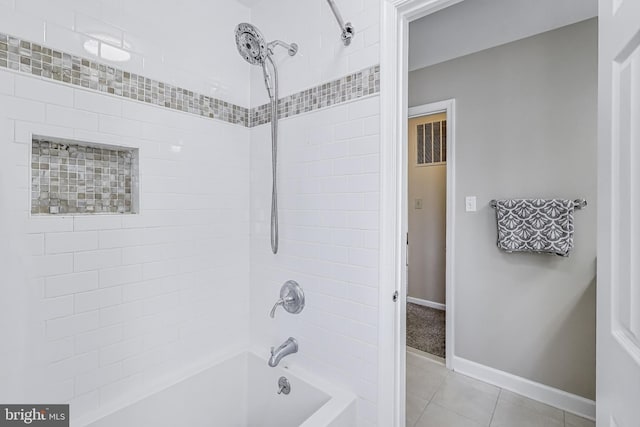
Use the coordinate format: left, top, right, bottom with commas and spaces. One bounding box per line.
248, 1, 381, 426
0, 0, 381, 426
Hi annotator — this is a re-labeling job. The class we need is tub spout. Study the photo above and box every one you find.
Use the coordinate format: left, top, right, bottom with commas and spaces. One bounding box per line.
268, 337, 298, 367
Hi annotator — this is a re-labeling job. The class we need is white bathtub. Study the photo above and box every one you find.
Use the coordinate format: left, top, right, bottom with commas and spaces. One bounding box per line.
79, 351, 356, 427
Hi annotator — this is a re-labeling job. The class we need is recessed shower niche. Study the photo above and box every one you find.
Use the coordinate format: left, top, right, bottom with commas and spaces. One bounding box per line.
31, 136, 139, 215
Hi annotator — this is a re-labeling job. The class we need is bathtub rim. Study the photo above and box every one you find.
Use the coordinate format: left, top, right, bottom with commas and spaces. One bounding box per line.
72, 347, 355, 427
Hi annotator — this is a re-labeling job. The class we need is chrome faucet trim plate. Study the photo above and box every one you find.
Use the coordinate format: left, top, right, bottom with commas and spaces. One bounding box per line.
270, 280, 305, 318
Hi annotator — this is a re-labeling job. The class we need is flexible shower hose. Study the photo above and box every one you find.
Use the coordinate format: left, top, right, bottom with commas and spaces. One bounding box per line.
266, 55, 278, 254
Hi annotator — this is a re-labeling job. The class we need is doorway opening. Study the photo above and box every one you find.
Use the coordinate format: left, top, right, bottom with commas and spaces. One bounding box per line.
380, 1, 599, 426
406, 111, 447, 364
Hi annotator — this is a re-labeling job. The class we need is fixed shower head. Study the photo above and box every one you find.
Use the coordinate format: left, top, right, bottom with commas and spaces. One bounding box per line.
235, 23, 268, 65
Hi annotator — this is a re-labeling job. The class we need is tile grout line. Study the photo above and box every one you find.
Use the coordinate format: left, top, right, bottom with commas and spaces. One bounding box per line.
408, 353, 586, 427
487, 388, 502, 426
420, 372, 448, 423
407, 350, 448, 426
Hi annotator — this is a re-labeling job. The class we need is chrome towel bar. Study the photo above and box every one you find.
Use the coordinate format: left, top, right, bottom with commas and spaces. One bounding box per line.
489, 199, 587, 209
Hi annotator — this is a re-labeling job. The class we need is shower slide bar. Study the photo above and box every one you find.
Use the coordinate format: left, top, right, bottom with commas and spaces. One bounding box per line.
489, 199, 588, 209
325, 0, 355, 46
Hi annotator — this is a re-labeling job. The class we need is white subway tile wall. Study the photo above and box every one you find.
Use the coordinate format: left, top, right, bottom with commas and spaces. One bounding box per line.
250, 95, 381, 427
249, 2, 381, 423
249, 0, 381, 106
0, 1, 382, 426
0, 67, 251, 419
0, 0, 252, 106
0, 31, 250, 126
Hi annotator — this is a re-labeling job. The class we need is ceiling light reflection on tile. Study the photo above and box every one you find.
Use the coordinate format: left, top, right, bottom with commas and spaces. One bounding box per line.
83, 34, 131, 62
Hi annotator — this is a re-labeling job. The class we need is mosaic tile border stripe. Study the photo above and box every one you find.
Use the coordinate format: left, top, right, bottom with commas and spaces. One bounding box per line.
0, 30, 379, 128
249, 64, 380, 127
0, 31, 249, 126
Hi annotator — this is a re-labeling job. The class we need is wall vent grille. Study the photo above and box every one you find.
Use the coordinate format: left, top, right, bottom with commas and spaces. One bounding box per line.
416, 119, 446, 166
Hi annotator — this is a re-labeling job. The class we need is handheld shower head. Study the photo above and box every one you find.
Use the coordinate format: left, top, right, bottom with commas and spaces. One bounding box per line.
234, 22, 299, 255
235, 23, 298, 102
234, 23, 298, 66
235, 23, 268, 65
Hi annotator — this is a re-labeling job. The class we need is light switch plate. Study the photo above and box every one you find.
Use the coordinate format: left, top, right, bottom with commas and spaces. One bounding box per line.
415, 199, 423, 209
465, 196, 477, 212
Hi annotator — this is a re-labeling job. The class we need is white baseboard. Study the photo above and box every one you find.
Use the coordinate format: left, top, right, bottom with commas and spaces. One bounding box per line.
452, 356, 595, 421
407, 296, 446, 311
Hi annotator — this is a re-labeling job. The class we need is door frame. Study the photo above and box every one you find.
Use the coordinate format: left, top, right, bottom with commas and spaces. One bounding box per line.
378, 0, 466, 425
408, 100, 456, 369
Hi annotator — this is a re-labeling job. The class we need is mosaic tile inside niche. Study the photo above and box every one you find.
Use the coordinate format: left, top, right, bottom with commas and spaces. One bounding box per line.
31, 138, 136, 215
249, 64, 380, 127
0, 32, 249, 126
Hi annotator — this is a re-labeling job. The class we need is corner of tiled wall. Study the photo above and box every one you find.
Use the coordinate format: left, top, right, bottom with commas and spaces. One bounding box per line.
0, 1, 382, 426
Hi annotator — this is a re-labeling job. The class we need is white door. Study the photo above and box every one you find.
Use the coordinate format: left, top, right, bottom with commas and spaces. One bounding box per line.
597, 0, 640, 425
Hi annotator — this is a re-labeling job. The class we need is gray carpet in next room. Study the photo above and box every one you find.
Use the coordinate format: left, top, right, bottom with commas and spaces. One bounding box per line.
406, 302, 445, 358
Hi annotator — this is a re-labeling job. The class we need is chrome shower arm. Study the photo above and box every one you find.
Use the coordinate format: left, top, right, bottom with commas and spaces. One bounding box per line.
325, 0, 355, 46
267, 40, 298, 56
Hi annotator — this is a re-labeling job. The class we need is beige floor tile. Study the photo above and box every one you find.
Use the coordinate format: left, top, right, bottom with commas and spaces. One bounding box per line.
490, 397, 564, 427
565, 412, 595, 427
406, 394, 429, 427
406, 354, 448, 401
406, 360, 448, 382
415, 403, 484, 427
430, 373, 500, 426
405, 351, 575, 427
407, 371, 445, 401
497, 390, 564, 421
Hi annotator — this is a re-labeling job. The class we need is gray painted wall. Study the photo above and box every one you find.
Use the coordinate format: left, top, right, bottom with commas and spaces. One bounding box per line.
409, 0, 597, 71
408, 18, 597, 399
